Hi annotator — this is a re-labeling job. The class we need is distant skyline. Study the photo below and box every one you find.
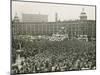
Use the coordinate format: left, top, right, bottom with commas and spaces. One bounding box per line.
12, 1, 96, 22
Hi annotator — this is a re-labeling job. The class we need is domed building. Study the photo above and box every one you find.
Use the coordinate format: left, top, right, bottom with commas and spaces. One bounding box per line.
12, 8, 96, 41
80, 8, 87, 20
12, 13, 20, 23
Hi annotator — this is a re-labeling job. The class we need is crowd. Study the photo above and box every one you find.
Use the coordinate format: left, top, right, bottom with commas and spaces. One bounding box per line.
11, 38, 96, 74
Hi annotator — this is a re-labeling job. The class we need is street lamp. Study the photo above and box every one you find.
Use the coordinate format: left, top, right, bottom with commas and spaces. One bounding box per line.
16, 43, 24, 70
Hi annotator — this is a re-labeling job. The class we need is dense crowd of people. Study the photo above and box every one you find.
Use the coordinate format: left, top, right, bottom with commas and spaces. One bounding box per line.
11, 37, 96, 74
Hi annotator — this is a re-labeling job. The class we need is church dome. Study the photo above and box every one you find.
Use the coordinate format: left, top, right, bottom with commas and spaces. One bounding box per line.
80, 8, 87, 20
13, 13, 20, 22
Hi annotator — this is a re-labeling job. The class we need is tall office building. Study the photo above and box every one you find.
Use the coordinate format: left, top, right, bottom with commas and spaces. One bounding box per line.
22, 13, 48, 22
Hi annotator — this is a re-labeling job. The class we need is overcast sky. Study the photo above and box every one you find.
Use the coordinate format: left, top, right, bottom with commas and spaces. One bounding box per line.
12, 1, 96, 22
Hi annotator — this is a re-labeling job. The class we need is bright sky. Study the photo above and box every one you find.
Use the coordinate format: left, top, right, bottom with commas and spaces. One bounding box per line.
12, 1, 96, 22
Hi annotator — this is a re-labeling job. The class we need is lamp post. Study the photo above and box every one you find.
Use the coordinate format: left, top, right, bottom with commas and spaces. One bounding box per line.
16, 43, 23, 70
